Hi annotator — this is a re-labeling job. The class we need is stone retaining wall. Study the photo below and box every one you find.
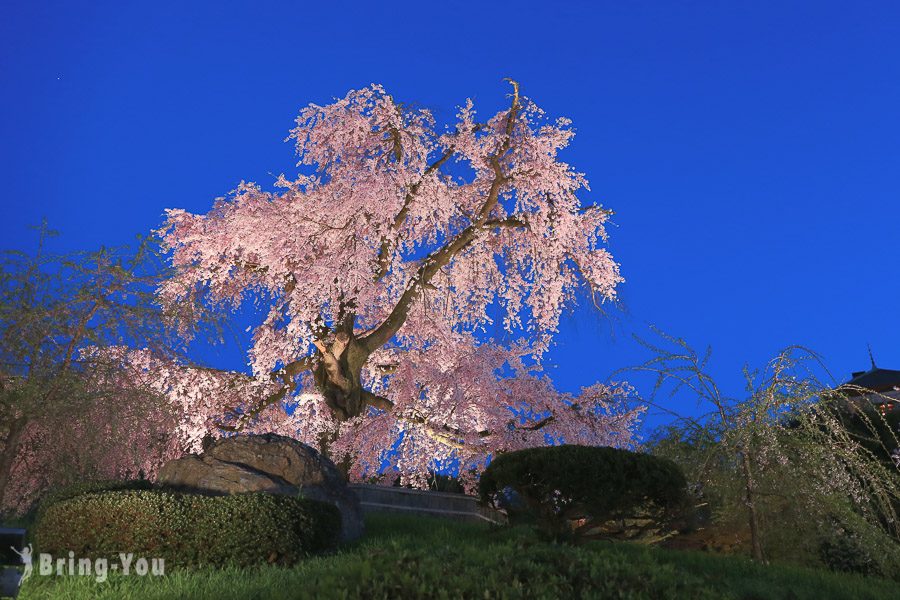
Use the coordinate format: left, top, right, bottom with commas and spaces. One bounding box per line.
349, 484, 507, 524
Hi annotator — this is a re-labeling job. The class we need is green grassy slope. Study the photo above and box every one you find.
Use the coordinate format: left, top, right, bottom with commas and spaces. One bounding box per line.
17, 513, 898, 599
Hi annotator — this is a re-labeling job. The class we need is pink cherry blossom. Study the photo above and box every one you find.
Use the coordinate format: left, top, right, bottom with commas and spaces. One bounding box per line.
155, 82, 642, 487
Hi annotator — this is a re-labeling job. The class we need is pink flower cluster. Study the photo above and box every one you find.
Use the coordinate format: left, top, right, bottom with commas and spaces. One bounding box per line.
149, 84, 641, 488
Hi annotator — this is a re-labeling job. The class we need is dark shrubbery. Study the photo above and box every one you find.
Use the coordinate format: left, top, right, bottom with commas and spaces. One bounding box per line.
819, 530, 882, 577
479, 445, 690, 541
34, 490, 341, 568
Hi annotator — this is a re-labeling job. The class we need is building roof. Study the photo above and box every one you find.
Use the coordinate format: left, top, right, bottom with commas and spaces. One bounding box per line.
839, 367, 900, 397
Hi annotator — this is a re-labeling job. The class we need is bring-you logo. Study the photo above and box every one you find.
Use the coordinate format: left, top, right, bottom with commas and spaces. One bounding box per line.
11, 545, 164, 584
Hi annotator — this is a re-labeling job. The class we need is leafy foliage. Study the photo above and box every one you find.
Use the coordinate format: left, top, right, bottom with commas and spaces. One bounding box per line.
0, 225, 198, 515
636, 328, 900, 574
34, 490, 341, 568
818, 519, 883, 576
479, 444, 689, 541
33, 478, 153, 522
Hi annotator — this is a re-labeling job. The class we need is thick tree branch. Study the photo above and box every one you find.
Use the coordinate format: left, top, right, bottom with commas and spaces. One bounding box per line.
397, 404, 555, 452
216, 356, 317, 431
521, 415, 555, 431
361, 389, 394, 411
361, 81, 522, 353
374, 362, 399, 375
271, 356, 317, 386
375, 147, 457, 281
217, 383, 292, 432
361, 222, 487, 352
313, 331, 352, 392
483, 216, 529, 230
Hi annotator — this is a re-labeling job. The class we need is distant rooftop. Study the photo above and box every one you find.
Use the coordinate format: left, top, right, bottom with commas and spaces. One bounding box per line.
839, 366, 900, 397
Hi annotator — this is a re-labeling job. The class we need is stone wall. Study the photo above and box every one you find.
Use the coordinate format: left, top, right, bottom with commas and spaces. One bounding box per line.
349, 484, 507, 524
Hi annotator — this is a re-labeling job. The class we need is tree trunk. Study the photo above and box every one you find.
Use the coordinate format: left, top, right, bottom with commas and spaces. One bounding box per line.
314, 427, 350, 477
0, 417, 28, 513
313, 335, 371, 422
740, 450, 765, 562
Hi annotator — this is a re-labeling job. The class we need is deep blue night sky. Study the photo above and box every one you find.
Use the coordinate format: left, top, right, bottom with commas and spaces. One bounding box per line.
2, 1, 898, 430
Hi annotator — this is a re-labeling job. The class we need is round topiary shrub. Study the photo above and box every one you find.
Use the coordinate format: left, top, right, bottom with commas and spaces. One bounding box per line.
479, 445, 689, 542
34, 490, 341, 568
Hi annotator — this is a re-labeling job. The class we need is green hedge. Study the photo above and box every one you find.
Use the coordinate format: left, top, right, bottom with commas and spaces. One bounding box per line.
479, 444, 689, 541
34, 490, 341, 568
33, 478, 153, 522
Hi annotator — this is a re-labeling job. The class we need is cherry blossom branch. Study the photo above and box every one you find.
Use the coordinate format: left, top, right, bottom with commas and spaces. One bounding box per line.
155, 82, 635, 485
483, 216, 529, 230
361, 81, 522, 353
375, 147, 457, 281
215, 356, 317, 431
361, 389, 394, 411
216, 383, 293, 432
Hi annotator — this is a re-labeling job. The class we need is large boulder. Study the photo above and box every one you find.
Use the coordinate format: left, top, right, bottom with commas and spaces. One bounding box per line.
158, 434, 363, 541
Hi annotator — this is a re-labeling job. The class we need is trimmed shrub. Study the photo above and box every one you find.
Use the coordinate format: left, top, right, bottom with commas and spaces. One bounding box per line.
34, 490, 341, 568
33, 478, 153, 522
479, 445, 689, 541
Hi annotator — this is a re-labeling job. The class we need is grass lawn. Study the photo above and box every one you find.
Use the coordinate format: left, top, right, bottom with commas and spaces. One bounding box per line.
16, 513, 898, 599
